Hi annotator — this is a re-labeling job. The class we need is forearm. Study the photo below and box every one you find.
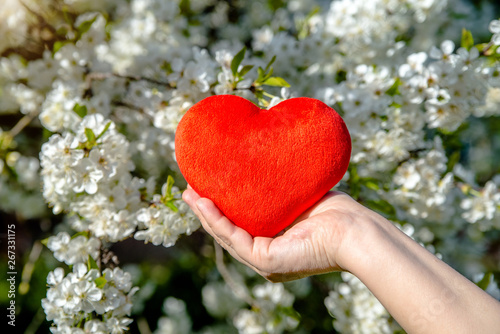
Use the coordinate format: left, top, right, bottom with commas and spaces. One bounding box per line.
187, 188, 500, 332
342, 211, 500, 333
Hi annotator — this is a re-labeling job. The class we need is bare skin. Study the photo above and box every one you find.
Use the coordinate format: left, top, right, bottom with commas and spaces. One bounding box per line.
183, 188, 500, 334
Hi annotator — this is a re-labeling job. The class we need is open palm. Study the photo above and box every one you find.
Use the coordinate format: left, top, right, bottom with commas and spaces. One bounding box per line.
183, 188, 370, 282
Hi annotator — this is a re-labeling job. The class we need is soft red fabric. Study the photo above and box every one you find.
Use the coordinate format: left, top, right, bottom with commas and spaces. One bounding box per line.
175, 95, 351, 237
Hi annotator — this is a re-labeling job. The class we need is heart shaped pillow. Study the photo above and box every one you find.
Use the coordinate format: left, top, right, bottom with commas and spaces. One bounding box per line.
175, 95, 351, 237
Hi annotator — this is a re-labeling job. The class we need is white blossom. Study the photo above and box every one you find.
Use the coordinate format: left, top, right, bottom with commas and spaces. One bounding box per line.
489, 20, 500, 45
42, 264, 137, 333
325, 273, 401, 334
461, 181, 500, 230
233, 282, 299, 334
46, 232, 100, 265
2, 1, 499, 333
154, 297, 192, 334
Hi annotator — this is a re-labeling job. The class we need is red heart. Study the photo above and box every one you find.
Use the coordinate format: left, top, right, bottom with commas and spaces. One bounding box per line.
175, 95, 351, 237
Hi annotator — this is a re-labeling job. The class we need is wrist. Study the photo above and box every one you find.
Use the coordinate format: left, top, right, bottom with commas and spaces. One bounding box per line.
334, 203, 394, 274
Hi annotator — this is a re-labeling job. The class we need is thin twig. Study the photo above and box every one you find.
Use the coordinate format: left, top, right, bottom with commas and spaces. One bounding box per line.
213, 241, 257, 308
19, 241, 43, 295
7, 110, 40, 139
115, 73, 171, 87
85, 72, 171, 90
24, 308, 46, 334
137, 317, 152, 334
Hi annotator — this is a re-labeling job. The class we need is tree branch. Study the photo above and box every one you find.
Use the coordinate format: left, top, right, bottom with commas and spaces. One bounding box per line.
213, 241, 257, 308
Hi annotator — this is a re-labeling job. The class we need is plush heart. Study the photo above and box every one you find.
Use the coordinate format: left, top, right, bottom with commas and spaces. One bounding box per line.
175, 95, 351, 237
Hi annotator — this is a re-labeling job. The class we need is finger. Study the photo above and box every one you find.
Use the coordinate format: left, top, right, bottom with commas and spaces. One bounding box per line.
195, 200, 259, 271
182, 187, 198, 206
182, 188, 204, 221
196, 198, 261, 265
182, 189, 227, 247
183, 188, 269, 275
196, 198, 251, 247
183, 189, 223, 244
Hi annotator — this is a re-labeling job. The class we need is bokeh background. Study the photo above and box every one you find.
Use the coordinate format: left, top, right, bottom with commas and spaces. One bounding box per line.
1, 0, 500, 333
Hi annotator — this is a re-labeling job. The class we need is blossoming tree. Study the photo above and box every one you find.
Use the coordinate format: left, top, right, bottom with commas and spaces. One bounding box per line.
0, 0, 499, 333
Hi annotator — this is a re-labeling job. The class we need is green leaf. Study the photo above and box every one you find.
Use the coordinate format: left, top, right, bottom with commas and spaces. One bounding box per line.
238, 65, 254, 78
53, 41, 64, 54
306, 5, 321, 19
40, 237, 49, 247
267, 0, 286, 11
165, 201, 179, 212
461, 28, 474, 51
161, 175, 179, 212
264, 55, 276, 73
85, 128, 96, 143
255, 63, 275, 84
95, 275, 107, 289
71, 231, 89, 239
386, 77, 401, 96
298, 6, 321, 39
73, 103, 88, 118
476, 272, 492, 291
179, 0, 192, 16
88, 255, 99, 271
365, 180, 379, 191
77, 15, 98, 37
280, 306, 301, 321
43, 128, 54, 141
231, 47, 246, 77
446, 151, 460, 173
264, 67, 274, 81
96, 122, 112, 141
262, 76, 290, 87
257, 67, 266, 82
165, 175, 175, 197
335, 70, 347, 83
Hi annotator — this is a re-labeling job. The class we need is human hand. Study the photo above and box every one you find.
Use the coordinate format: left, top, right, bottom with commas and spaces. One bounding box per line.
182, 187, 377, 282
184, 186, 500, 333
